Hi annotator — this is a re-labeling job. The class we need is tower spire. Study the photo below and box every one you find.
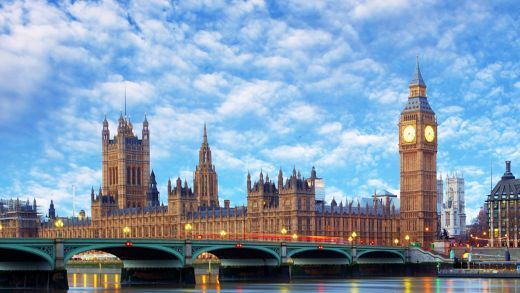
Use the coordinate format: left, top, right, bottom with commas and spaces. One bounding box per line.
409, 56, 427, 98
203, 122, 208, 145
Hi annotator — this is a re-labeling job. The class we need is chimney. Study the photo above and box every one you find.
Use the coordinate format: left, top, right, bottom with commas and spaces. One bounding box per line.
224, 200, 230, 209
506, 161, 511, 174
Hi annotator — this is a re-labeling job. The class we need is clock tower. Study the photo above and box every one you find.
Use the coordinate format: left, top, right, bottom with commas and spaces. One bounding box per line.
399, 58, 438, 247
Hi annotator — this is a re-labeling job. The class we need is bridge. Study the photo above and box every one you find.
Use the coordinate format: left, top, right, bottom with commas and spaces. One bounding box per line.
0, 238, 448, 289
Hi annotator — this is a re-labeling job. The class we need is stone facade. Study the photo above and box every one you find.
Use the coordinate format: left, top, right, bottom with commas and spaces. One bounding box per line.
398, 59, 438, 246
34, 61, 437, 247
0, 198, 39, 238
487, 161, 520, 247
440, 174, 466, 236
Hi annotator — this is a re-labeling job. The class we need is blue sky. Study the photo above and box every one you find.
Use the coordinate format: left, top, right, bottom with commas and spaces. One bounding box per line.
1, 0, 519, 222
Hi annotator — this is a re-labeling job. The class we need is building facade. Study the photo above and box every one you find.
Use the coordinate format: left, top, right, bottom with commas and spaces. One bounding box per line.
398, 59, 438, 246
14, 61, 437, 248
0, 198, 39, 238
487, 161, 520, 247
439, 174, 466, 237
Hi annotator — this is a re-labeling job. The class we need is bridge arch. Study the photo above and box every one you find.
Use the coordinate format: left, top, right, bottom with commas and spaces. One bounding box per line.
0, 244, 54, 270
192, 244, 281, 266
357, 249, 405, 264
287, 247, 351, 265
64, 243, 184, 267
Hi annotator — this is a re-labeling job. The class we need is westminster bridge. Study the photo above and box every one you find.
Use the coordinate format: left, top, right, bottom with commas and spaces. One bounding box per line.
0, 238, 449, 289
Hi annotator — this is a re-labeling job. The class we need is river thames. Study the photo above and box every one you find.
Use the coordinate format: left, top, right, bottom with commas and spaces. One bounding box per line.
67, 271, 520, 292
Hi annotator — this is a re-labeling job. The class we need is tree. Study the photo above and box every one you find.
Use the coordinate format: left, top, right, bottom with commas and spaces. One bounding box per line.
467, 207, 488, 247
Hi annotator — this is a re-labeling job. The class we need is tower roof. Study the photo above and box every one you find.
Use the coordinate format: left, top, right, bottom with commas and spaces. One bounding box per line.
203, 123, 208, 145
409, 56, 426, 87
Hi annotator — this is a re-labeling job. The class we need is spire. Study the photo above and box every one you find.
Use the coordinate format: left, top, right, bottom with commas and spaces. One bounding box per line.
410, 56, 426, 87
203, 122, 208, 145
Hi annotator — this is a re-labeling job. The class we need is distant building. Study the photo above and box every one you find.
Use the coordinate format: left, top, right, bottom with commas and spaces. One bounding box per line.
487, 161, 520, 247
439, 173, 466, 237
0, 198, 39, 238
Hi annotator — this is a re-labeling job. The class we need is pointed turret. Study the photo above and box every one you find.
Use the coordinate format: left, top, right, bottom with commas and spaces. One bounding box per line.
278, 168, 283, 190
147, 170, 159, 207
203, 122, 208, 145
247, 171, 251, 191
48, 200, 56, 219
167, 177, 172, 194
91, 186, 95, 201
409, 56, 427, 98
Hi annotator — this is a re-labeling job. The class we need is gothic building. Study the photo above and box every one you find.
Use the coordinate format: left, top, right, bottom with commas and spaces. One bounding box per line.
399, 58, 438, 246
0, 198, 39, 238
32, 60, 437, 248
439, 173, 466, 237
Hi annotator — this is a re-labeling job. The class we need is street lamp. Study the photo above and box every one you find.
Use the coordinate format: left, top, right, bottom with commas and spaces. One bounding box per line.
220, 230, 227, 239
405, 235, 410, 246
292, 233, 298, 241
185, 223, 193, 240
351, 231, 357, 245
281, 227, 287, 238
123, 226, 131, 238
54, 219, 64, 238
394, 238, 399, 246
348, 236, 353, 247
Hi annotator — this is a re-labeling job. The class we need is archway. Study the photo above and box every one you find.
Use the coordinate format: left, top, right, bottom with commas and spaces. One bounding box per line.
357, 250, 405, 264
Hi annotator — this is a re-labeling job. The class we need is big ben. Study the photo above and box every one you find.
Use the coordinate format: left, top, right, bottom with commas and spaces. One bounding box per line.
399, 58, 437, 247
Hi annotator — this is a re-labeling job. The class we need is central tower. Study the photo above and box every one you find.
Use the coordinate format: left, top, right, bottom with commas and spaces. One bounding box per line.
399, 59, 438, 246
193, 124, 219, 208
101, 113, 150, 209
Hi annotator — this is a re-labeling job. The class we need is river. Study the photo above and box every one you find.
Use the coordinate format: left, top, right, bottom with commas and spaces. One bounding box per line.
67, 269, 520, 292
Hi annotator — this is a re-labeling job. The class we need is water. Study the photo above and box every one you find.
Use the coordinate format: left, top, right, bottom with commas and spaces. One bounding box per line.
67, 270, 520, 292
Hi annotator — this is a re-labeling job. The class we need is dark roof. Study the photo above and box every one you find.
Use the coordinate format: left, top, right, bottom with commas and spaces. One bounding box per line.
410, 58, 426, 87
488, 161, 520, 199
402, 96, 434, 114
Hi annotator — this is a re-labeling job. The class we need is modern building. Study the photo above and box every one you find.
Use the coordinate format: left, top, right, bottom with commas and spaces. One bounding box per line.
398, 58, 438, 246
487, 161, 520, 247
3, 60, 437, 248
0, 198, 39, 238
439, 174, 466, 237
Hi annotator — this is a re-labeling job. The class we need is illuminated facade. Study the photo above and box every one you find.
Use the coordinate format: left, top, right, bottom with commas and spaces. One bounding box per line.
398, 59, 438, 246
8, 61, 438, 247
487, 161, 520, 247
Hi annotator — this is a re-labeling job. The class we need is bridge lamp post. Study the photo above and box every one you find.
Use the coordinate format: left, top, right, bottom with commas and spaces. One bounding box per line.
292, 233, 298, 242
185, 223, 193, 240
220, 230, 227, 239
351, 231, 357, 245
348, 236, 353, 248
394, 238, 399, 246
123, 226, 131, 238
281, 227, 287, 240
54, 219, 64, 238
405, 235, 410, 246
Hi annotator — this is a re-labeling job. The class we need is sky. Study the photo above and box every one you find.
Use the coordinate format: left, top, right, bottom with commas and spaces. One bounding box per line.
1, 0, 519, 223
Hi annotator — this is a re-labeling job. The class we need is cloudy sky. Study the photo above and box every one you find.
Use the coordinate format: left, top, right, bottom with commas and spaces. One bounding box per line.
1, 0, 519, 222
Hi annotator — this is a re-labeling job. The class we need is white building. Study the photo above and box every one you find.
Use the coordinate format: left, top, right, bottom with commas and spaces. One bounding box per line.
439, 173, 466, 237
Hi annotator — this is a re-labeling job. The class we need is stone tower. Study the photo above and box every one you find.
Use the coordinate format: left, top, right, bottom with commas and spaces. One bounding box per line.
193, 124, 219, 208
399, 58, 438, 246
101, 113, 150, 209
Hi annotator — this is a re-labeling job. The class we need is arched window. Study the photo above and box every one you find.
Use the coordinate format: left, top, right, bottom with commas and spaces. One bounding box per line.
127, 167, 131, 184
137, 167, 141, 185
132, 167, 136, 185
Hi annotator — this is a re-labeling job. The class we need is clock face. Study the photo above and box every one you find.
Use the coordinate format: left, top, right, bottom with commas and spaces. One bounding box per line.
402, 125, 416, 143
425, 125, 435, 142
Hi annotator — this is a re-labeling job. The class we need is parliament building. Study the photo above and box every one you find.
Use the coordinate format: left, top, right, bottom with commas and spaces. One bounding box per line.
5, 61, 439, 247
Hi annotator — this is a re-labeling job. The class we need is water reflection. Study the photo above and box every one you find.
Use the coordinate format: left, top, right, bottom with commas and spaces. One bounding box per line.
67, 269, 520, 292
68, 271, 120, 290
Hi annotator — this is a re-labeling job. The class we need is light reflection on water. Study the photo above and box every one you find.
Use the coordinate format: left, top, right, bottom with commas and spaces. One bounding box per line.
67, 271, 520, 292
